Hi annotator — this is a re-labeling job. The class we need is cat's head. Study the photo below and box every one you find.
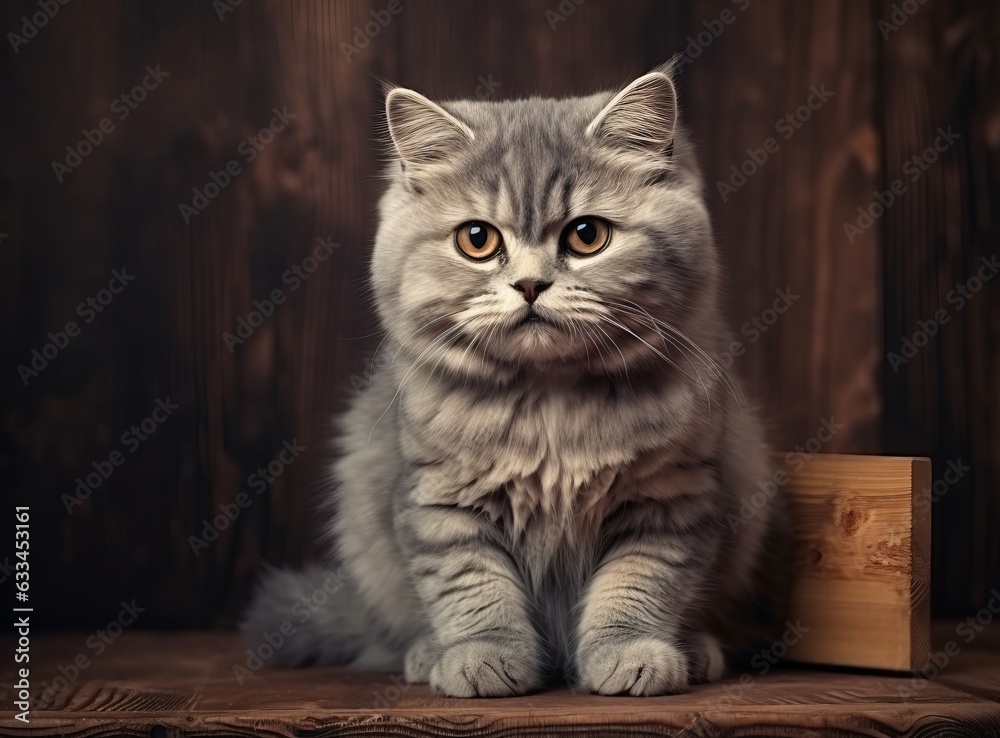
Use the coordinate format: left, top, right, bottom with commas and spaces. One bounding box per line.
371, 68, 721, 383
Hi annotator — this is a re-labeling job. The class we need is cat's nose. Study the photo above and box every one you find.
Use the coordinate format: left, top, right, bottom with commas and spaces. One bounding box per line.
512, 279, 552, 305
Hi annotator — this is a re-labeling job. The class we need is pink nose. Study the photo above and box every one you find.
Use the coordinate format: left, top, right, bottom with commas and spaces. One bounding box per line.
512, 279, 552, 305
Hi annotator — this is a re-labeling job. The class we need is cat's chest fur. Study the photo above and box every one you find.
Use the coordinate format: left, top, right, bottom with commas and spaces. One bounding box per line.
399, 374, 698, 583
404, 379, 631, 508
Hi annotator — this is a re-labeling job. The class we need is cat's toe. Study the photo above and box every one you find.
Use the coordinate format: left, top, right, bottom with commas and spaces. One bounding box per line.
429, 638, 542, 698
577, 636, 689, 696
404, 637, 436, 684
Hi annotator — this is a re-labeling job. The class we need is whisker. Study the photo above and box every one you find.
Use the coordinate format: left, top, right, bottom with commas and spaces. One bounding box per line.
592, 322, 631, 389
596, 313, 711, 409
368, 321, 469, 441
421, 325, 472, 392
579, 322, 608, 376
383, 310, 466, 370
605, 298, 745, 407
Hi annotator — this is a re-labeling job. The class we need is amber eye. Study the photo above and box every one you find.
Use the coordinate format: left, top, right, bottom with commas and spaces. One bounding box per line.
562, 217, 611, 256
455, 221, 503, 261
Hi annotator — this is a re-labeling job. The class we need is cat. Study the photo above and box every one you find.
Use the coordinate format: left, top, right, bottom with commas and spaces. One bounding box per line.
243, 64, 788, 698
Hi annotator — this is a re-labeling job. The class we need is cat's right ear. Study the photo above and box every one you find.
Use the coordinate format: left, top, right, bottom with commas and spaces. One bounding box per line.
385, 88, 475, 167
586, 71, 678, 156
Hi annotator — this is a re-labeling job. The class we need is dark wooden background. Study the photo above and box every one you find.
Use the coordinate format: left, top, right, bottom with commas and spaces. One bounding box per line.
1, 0, 996, 628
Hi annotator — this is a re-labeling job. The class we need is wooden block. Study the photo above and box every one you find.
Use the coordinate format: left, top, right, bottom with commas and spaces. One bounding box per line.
780, 454, 931, 672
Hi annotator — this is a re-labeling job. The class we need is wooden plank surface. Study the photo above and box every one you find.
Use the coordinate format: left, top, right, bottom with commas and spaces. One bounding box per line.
781, 454, 931, 671
1, 626, 998, 737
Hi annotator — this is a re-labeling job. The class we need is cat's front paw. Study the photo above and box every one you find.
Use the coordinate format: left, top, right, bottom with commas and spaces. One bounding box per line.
429, 637, 543, 697
577, 636, 690, 696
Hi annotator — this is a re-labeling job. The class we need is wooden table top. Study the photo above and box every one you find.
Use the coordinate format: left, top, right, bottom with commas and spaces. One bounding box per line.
2, 624, 999, 737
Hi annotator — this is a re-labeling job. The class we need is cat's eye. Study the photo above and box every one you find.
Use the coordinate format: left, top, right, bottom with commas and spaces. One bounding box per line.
455, 221, 503, 261
562, 217, 611, 256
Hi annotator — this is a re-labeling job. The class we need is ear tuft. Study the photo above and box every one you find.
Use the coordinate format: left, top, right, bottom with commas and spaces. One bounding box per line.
586, 72, 678, 155
386, 88, 474, 166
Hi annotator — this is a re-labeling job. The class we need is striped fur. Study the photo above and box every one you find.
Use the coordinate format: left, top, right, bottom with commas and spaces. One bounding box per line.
244, 68, 788, 697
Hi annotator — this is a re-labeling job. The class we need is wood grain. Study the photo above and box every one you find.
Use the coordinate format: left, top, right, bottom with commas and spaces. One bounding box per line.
781, 454, 931, 671
877, 0, 1000, 619
683, 0, 882, 454
0, 628, 997, 737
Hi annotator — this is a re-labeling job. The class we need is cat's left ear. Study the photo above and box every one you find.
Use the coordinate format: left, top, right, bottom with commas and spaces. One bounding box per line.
586, 71, 677, 155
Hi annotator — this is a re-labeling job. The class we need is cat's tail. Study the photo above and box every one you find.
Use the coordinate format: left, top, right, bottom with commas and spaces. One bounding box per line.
241, 562, 400, 668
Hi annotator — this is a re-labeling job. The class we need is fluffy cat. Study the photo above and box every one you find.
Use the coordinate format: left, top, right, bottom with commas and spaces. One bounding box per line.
244, 66, 787, 697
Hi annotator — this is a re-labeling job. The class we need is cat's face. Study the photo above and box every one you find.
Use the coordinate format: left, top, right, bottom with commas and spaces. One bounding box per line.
372, 71, 720, 383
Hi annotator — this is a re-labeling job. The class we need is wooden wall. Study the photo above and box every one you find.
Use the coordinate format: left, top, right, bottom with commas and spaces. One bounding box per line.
1, 0, 996, 628
878, 0, 1000, 618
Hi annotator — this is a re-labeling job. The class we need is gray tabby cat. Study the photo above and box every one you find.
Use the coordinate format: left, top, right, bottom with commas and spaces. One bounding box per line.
244, 66, 787, 697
